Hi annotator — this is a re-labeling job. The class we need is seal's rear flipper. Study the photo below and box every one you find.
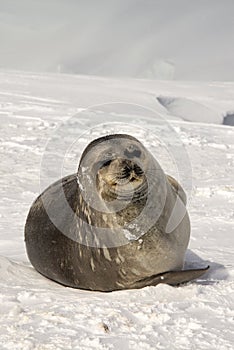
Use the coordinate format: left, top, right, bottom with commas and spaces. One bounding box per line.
134, 266, 210, 289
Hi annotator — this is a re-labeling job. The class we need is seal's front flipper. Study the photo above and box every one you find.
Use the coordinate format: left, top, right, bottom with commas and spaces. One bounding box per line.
134, 266, 210, 289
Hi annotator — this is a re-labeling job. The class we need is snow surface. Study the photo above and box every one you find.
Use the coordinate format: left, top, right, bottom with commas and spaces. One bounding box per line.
0, 70, 234, 349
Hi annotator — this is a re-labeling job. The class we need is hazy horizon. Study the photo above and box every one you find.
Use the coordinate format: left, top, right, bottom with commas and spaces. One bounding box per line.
1, 0, 234, 81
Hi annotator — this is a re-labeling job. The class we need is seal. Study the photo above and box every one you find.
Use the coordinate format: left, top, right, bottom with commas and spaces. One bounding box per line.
25, 134, 209, 291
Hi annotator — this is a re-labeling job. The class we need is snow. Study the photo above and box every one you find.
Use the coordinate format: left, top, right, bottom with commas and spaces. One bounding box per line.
0, 70, 234, 349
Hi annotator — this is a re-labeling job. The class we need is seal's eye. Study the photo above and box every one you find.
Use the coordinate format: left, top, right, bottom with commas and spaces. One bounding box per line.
101, 159, 112, 168
124, 146, 141, 159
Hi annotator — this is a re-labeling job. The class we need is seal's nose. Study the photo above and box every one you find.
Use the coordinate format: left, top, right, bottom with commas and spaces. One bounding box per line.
122, 161, 144, 178
117, 158, 144, 179
116, 159, 133, 177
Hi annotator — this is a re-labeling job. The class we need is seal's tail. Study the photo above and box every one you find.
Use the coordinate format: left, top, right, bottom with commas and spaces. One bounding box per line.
134, 266, 210, 289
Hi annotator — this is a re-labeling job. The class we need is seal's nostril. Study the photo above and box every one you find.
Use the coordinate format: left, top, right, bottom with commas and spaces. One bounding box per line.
134, 164, 144, 176
123, 165, 131, 177
124, 164, 131, 171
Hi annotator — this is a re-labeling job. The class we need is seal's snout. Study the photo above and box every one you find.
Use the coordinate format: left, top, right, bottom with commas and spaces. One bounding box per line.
97, 156, 145, 190
118, 159, 144, 181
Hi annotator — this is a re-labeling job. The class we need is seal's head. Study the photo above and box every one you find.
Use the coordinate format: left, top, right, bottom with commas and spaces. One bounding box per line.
78, 134, 153, 209
96, 155, 145, 200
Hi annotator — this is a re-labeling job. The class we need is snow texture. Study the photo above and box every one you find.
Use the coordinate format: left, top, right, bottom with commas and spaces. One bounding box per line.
0, 71, 234, 349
